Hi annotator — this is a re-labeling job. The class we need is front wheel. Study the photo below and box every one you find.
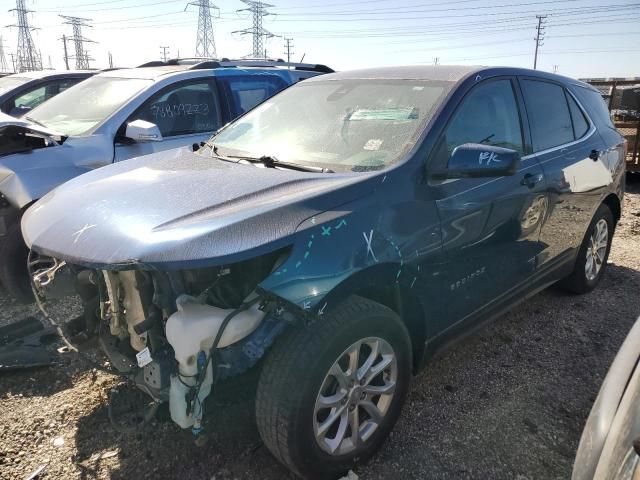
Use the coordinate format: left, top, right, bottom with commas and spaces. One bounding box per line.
558, 203, 614, 294
255, 296, 412, 479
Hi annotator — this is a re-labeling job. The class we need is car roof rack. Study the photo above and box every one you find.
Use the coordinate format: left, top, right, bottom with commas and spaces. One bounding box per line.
136, 58, 334, 74
192, 59, 334, 73
136, 58, 218, 68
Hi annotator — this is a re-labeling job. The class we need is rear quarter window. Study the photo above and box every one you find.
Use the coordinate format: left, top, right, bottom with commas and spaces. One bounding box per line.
566, 93, 590, 139
220, 75, 289, 117
572, 85, 615, 131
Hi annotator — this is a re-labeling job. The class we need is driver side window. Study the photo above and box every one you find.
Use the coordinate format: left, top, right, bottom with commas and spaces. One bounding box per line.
135, 80, 222, 138
432, 80, 524, 168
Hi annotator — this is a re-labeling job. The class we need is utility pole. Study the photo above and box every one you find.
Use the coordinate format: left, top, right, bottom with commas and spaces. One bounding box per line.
8, 0, 42, 72
61, 34, 69, 70
186, 0, 218, 59
160, 46, 170, 62
108, 51, 113, 68
9, 53, 17, 73
283, 37, 293, 63
60, 15, 95, 69
233, 1, 276, 59
0, 36, 9, 73
533, 14, 547, 70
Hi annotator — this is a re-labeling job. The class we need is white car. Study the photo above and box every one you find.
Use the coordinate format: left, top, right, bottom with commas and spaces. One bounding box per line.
0, 58, 333, 300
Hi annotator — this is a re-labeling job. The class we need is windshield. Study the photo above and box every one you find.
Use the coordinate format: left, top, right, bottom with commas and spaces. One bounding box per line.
0, 76, 30, 96
210, 79, 450, 172
27, 76, 152, 136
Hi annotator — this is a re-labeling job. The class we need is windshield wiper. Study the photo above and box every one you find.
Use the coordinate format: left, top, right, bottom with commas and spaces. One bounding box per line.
226, 154, 334, 173
25, 116, 48, 129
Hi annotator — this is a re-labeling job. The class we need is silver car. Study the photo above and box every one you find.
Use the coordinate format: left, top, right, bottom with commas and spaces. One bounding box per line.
0, 59, 332, 301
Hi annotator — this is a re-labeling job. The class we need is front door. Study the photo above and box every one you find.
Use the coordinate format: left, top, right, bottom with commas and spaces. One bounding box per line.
428, 77, 546, 331
114, 78, 222, 162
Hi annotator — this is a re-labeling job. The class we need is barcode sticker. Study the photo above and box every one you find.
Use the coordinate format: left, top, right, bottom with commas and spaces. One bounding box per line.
136, 347, 152, 368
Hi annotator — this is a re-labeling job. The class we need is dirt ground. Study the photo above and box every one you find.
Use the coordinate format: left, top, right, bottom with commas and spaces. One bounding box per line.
1, 178, 640, 480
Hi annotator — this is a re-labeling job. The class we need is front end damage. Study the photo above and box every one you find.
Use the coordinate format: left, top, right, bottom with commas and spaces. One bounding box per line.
31, 249, 296, 435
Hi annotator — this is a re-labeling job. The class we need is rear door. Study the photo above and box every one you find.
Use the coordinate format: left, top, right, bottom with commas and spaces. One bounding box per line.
114, 78, 223, 161
429, 77, 547, 329
519, 78, 609, 271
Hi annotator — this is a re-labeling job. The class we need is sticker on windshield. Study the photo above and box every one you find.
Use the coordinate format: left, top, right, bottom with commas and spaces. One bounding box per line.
350, 107, 419, 121
364, 139, 383, 151
412, 86, 425, 91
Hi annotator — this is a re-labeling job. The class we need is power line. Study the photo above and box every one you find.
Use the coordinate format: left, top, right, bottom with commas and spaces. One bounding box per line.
267, 2, 640, 21
186, 0, 218, 58
60, 15, 96, 69
8, 0, 42, 72
533, 14, 547, 69
233, 1, 277, 59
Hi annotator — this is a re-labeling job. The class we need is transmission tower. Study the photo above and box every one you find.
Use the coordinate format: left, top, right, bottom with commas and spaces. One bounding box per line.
186, 1, 218, 59
8, 0, 42, 72
60, 15, 95, 70
234, 1, 276, 59
0, 36, 10, 72
533, 15, 547, 70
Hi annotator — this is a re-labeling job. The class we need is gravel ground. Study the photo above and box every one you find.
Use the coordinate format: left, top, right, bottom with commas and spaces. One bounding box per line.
1, 178, 640, 480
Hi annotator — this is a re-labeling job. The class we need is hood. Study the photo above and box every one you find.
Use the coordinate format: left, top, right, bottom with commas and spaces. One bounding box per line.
23, 148, 373, 269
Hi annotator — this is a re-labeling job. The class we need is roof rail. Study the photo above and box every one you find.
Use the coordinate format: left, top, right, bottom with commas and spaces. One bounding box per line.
137, 61, 167, 68
202, 59, 334, 73
136, 58, 219, 68
136, 58, 334, 74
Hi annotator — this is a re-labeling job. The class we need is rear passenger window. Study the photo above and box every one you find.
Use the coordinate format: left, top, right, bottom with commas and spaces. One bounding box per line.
566, 93, 589, 139
438, 79, 524, 163
521, 80, 573, 152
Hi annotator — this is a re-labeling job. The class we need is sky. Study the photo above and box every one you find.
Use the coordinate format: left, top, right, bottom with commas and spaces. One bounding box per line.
0, 0, 639, 78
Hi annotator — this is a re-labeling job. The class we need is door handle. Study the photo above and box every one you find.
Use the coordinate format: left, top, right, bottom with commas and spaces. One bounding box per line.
589, 149, 601, 161
521, 173, 543, 188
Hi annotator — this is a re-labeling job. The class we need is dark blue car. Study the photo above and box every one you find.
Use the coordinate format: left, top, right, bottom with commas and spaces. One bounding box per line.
22, 65, 626, 479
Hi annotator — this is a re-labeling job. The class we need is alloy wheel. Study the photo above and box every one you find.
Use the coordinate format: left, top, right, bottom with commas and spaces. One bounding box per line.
585, 218, 609, 281
313, 337, 397, 456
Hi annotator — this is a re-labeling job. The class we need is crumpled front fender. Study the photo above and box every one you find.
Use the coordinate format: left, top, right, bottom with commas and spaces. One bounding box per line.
0, 164, 93, 209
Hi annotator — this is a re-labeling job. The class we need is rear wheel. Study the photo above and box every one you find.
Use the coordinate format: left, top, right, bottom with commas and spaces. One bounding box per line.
0, 220, 34, 303
558, 204, 614, 294
255, 296, 412, 479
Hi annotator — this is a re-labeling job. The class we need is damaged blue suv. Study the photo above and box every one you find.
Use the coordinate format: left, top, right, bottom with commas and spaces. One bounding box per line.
22, 66, 626, 479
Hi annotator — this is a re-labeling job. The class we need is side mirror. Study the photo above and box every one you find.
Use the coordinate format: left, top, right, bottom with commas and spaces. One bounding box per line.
435, 143, 521, 179
125, 119, 163, 142
10, 106, 31, 117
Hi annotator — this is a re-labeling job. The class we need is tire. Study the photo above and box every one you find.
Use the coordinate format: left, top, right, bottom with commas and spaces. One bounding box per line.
255, 296, 412, 479
558, 203, 614, 294
0, 220, 34, 303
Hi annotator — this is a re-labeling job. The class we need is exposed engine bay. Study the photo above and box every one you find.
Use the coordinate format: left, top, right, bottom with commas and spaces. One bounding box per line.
30, 248, 294, 436
0, 124, 62, 157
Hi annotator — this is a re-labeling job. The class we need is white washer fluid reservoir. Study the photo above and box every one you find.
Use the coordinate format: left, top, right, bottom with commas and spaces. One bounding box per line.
166, 294, 265, 428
